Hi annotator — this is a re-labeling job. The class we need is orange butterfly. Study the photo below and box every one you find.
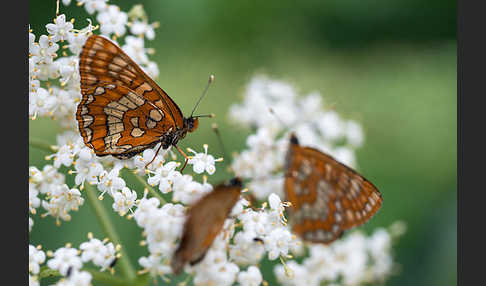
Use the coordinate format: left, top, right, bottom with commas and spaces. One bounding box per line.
76, 35, 211, 167
284, 134, 382, 244
171, 177, 242, 274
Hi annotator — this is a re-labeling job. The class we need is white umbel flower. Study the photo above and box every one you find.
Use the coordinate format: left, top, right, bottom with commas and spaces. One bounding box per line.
97, 5, 128, 37
80, 236, 117, 271
47, 247, 83, 276
46, 14, 74, 42
238, 266, 263, 286
29, 245, 46, 274
56, 270, 92, 286
147, 161, 180, 194
188, 144, 222, 175
112, 187, 137, 216
78, 0, 108, 15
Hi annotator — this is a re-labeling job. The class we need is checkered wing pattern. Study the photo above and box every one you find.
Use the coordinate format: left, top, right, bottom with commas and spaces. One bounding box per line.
76, 35, 184, 159
284, 134, 382, 244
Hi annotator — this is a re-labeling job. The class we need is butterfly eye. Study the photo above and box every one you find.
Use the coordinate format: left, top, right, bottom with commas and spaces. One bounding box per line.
188, 117, 199, 133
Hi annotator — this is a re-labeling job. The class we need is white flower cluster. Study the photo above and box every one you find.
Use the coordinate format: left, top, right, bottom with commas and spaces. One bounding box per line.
29, 233, 120, 286
274, 222, 405, 286
230, 75, 364, 200
135, 196, 186, 277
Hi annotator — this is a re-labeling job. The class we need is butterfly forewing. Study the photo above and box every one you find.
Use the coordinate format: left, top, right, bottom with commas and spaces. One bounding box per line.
284, 134, 382, 244
76, 35, 185, 158
171, 178, 242, 275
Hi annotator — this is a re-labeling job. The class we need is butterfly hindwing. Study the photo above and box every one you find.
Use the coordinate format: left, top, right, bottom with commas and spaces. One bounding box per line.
77, 35, 186, 157
171, 178, 242, 274
285, 135, 382, 244
76, 83, 173, 157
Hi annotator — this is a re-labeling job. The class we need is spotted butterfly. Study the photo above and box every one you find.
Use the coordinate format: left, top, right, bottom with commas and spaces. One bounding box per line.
171, 177, 242, 274
76, 35, 206, 165
284, 134, 382, 244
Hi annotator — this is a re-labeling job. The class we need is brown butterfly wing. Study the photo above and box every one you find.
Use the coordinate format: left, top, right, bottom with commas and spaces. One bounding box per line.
76, 35, 184, 157
76, 84, 173, 158
284, 135, 382, 244
171, 178, 242, 274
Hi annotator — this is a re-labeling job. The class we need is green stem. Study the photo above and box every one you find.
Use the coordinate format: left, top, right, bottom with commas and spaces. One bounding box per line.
87, 269, 130, 286
29, 138, 54, 153
131, 172, 167, 204
84, 184, 137, 281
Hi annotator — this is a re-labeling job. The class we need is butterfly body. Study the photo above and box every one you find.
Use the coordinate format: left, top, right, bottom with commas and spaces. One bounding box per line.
285, 134, 382, 244
171, 177, 242, 275
76, 35, 199, 159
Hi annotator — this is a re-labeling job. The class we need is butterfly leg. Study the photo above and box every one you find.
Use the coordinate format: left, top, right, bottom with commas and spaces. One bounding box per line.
175, 145, 189, 173
145, 143, 163, 169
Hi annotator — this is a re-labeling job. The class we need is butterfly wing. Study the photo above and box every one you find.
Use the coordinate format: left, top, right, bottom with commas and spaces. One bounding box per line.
76, 35, 184, 158
284, 135, 382, 244
171, 178, 242, 274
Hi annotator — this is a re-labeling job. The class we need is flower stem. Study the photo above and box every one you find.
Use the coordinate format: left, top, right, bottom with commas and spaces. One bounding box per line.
87, 269, 130, 286
29, 138, 53, 152
85, 184, 137, 281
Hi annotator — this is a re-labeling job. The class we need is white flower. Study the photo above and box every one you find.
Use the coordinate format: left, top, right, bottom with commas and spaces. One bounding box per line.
172, 175, 212, 205
29, 28, 35, 50
145, 204, 185, 254
73, 159, 103, 187
42, 185, 84, 223
229, 231, 265, 265
239, 209, 269, 237
133, 193, 160, 228
142, 61, 159, 78
130, 20, 156, 40
230, 198, 249, 216
122, 36, 149, 65
332, 232, 368, 285
274, 261, 315, 286
345, 120, 364, 148
29, 245, 46, 274
30, 35, 59, 64
29, 217, 34, 232
56, 270, 92, 286
66, 32, 88, 55
188, 144, 221, 175
29, 183, 41, 213
138, 254, 171, 277
80, 236, 117, 270
97, 5, 128, 37
79, 0, 108, 15
98, 166, 126, 198
112, 187, 137, 216
30, 88, 57, 118
47, 247, 83, 276
265, 228, 293, 260
46, 14, 74, 42
268, 193, 282, 210
193, 260, 240, 286
38, 165, 65, 194
238, 266, 263, 286
29, 274, 39, 286
147, 161, 180, 193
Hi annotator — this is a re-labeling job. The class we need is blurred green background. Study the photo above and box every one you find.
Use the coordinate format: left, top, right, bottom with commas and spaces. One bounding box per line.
29, 0, 456, 285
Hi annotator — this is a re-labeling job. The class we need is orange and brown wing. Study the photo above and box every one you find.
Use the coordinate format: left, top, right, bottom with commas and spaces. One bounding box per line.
77, 35, 184, 157
284, 135, 382, 244
171, 178, 242, 275
76, 83, 174, 158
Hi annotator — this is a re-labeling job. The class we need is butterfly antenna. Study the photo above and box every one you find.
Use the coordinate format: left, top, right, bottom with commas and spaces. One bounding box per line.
190, 74, 214, 118
211, 123, 227, 159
